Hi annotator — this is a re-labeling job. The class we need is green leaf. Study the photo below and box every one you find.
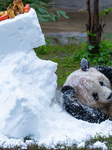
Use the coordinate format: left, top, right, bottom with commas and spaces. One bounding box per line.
88, 45, 95, 50
37, 7, 48, 14
57, 9, 69, 19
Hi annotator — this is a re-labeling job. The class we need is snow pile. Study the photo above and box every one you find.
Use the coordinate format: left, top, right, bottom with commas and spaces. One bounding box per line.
0, 51, 57, 138
90, 141, 107, 150
0, 7, 112, 150
0, 8, 45, 54
0, 8, 57, 139
38, 106, 112, 146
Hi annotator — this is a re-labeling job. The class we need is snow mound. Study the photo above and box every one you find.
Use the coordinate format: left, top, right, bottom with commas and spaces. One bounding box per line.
0, 8, 57, 139
0, 50, 57, 138
0, 8, 45, 54
90, 141, 107, 150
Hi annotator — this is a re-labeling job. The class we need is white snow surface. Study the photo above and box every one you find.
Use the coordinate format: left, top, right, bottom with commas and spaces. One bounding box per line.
90, 141, 108, 150
0, 8, 45, 55
0, 50, 57, 139
0, 7, 112, 149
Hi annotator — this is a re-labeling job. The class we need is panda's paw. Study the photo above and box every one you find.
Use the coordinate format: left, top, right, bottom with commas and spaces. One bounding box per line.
83, 106, 109, 123
61, 86, 77, 102
61, 85, 109, 124
61, 85, 76, 94
98, 112, 109, 123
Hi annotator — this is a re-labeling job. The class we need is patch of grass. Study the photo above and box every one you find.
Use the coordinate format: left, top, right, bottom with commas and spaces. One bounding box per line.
85, 133, 112, 149
34, 44, 81, 87
74, 39, 112, 65
27, 143, 86, 150
27, 143, 49, 150
24, 135, 32, 142
2, 134, 112, 149
2, 146, 21, 150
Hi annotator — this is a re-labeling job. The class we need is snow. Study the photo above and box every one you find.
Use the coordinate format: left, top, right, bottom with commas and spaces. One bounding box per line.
0, 50, 57, 139
0, 8, 45, 54
77, 142, 85, 148
90, 141, 108, 150
0, 7, 112, 149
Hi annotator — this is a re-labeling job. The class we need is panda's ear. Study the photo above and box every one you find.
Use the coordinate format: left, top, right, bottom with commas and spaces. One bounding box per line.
81, 58, 90, 71
96, 66, 112, 86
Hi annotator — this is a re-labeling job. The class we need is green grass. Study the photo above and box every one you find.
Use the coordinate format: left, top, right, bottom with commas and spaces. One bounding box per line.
34, 44, 82, 87
26, 134, 112, 149
85, 134, 112, 150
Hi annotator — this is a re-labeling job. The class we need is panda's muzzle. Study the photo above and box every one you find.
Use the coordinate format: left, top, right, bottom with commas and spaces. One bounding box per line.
107, 92, 112, 100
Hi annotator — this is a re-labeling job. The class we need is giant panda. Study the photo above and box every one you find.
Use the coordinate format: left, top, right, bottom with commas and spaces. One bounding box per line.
61, 58, 112, 123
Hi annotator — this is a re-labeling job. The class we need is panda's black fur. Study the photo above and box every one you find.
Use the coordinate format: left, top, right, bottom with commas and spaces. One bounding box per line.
61, 58, 112, 123
96, 65, 112, 86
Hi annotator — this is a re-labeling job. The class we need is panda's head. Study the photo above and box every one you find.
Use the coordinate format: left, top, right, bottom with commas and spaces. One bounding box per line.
63, 58, 112, 109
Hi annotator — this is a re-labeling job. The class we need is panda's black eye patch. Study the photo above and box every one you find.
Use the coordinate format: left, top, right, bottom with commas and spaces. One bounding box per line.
92, 93, 99, 100
99, 81, 105, 86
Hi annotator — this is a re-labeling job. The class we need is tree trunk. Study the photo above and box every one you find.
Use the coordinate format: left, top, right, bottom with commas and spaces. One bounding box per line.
94, 0, 102, 44
86, 0, 102, 54
86, 0, 91, 45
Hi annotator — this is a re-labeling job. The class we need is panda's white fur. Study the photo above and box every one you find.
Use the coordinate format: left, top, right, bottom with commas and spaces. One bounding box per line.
63, 67, 112, 119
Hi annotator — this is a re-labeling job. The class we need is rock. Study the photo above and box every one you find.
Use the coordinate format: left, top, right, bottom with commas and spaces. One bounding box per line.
45, 32, 87, 45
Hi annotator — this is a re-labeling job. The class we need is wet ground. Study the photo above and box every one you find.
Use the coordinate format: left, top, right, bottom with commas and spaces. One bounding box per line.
40, 12, 112, 34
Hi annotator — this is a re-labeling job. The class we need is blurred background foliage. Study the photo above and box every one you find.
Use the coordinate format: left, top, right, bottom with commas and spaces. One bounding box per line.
0, 0, 69, 21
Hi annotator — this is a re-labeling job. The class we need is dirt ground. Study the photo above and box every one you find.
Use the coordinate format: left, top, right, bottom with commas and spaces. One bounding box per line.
40, 12, 112, 34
